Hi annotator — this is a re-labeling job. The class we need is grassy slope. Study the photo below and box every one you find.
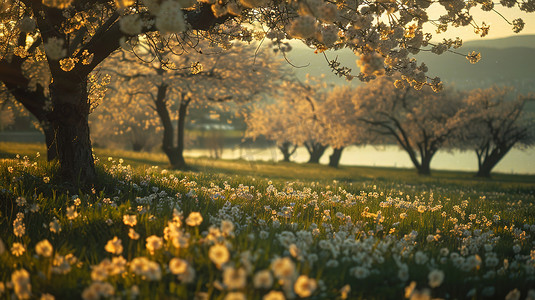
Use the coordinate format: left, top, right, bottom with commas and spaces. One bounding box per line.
2, 141, 534, 190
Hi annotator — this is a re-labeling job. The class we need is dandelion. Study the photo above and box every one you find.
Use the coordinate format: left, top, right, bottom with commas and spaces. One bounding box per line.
271, 257, 296, 279
49, 218, 61, 233
427, 269, 444, 288
123, 214, 137, 227
43, 176, 50, 183
221, 220, 235, 236
73, 197, 81, 206
129, 228, 140, 240
209, 244, 230, 268
294, 275, 317, 298
146, 235, 163, 254
505, 289, 521, 300
223, 267, 247, 290
66, 205, 78, 220
104, 236, 123, 255
224, 292, 246, 300
253, 270, 274, 289
340, 284, 351, 299
186, 212, 203, 226
169, 258, 189, 275
12, 242, 26, 256
12, 269, 31, 299
35, 239, 53, 257
263, 291, 285, 300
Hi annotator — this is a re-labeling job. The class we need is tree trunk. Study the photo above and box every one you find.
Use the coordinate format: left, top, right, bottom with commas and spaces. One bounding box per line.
42, 123, 58, 161
475, 147, 510, 178
278, 142, 296, 162
305, 141, 328, 164
154, 84, 181, 167
175, 101, 189, 169
417, 154, 432, 176
49, 76, 96, 183
328, 147, 344, 168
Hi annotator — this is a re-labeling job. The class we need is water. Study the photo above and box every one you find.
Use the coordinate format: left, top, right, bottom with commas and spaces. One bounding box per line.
184, 145, 535, 175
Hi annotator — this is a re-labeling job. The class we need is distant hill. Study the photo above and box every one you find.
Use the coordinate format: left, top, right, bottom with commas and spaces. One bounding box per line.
462, 34, 535, 49
283, 35, 535, 93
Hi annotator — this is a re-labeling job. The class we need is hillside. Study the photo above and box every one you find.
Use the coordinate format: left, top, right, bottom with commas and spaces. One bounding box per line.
284, 35, 535, 93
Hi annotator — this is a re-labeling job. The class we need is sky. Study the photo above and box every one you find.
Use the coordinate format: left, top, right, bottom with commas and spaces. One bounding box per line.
427, 5, 535, 41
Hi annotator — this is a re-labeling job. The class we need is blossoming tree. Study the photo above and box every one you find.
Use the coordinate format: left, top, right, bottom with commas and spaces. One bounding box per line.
353, 76, 465, 175
456, 86, 535, 177
97, 41, 282, 169
1, 0, 532, 182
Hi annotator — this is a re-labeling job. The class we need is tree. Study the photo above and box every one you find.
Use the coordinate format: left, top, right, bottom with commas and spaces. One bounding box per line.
457, 86, 535, 177
97, 41, 281, 168
1, 0, 532, 183
354, 76, 465, 175
245, 76, 332, 164
316, 85, 375, 167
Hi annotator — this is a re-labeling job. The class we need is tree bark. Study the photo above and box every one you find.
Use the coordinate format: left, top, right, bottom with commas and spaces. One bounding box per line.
278, 142, 297, 162
49, 76, 96, 183
417, 154, 432, 175
475, 146, 511, 178
328, 147, 344, 168
305, 141, 328, 164
175, 101, 189, 169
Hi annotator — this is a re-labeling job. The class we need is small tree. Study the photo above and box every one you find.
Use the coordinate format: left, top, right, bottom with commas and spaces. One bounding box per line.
99, 41, 281, 169
354, 76, 465, 175
316, 85, 374, 167
458, 86, 535, 177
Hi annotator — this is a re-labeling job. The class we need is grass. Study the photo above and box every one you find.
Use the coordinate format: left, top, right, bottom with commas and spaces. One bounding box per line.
0, 142, 534, 299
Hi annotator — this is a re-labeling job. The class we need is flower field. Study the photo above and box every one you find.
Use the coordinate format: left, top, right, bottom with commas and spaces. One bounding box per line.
1, 148, 535, 299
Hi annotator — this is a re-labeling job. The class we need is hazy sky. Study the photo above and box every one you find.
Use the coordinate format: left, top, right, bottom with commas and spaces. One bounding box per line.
427, 5, 535, 41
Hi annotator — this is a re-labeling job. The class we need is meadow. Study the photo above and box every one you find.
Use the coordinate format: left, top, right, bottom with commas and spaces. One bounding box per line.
0, 142, 534, 300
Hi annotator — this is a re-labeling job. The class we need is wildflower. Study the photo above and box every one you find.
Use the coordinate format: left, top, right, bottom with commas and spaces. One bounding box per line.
169, 258, 189, 275
414, 251, 428, 265
427, 269, 444, 288
340, 284, 351, 299
146, 235, 163, 254
224, 292, 246, 300
417, 205, 426, 213
35, 239, 53, 257
73, 198, 81, 206
130, 257, 161, 281
209, 244, 230, 268
16, 197, 27, 207
186, 212, 203, 226
81, 282, 114, 300
41, 294, 55, 300
294, 275, 317, 298
271, 257, 296, 279
254, 270, 274, 289
221, 220, 235, 236
49, 218, 61, 233
129, 228, 140, 240
12, 242, 26, 256
66, 205, 78, 220
104, 237, 123, 255
178, 264, 196, 283
123, 214, 137, 227
12, 269, 31, 299
43, 177, 50, 183
351, 266, 370, 279
505, 289, 521, 300
223, 267, 247, 290
263, 291, 286, 300
405, 281, 416, 298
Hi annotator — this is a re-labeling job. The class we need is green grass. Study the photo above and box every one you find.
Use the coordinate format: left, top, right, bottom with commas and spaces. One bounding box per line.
1, 142, 534, 299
